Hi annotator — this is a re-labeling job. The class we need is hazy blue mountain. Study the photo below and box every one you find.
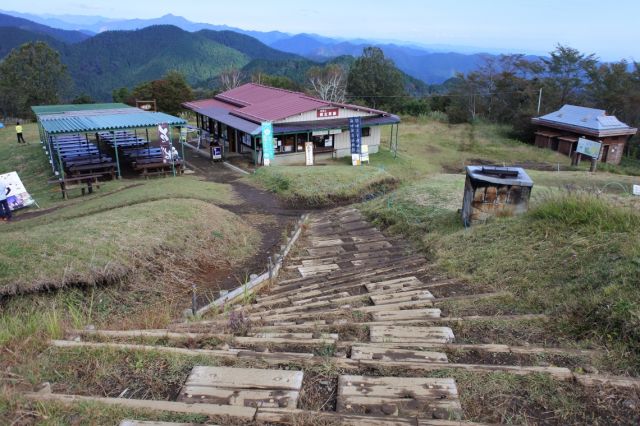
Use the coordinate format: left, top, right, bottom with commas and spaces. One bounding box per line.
269, 35, 491, 83
0, 10, 108, 31
0, 12, 90, 43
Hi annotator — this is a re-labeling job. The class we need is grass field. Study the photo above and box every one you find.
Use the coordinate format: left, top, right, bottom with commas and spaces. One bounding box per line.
251, 164, 398, 207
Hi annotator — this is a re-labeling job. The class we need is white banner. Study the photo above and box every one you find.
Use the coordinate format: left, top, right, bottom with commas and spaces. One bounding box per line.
0, 171, 35, 210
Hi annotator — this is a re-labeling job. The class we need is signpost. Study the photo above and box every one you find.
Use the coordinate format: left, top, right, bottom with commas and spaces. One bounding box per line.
349, 117, 362, 166
261, 122, 274, 166
633, 185, 640, 196
305, 141, 314, 166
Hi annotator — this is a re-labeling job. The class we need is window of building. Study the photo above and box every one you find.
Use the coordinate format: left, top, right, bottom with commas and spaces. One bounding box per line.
311, 134, 334, 152
362, 127, 371, 137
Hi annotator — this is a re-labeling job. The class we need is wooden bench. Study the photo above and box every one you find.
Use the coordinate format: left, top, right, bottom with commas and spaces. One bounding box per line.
48, 174, 102, 200
134, 160, 184, 178
68, 163, 116, 179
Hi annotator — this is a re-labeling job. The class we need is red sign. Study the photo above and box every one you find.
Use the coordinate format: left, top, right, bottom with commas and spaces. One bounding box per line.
317, 108, 339, 118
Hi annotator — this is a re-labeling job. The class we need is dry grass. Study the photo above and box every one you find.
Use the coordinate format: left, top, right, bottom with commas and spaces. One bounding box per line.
0, 198, 257, 295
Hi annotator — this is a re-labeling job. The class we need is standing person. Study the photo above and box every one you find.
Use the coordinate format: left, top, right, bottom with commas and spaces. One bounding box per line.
16, 121, 26, 144
0, 179, 11, 221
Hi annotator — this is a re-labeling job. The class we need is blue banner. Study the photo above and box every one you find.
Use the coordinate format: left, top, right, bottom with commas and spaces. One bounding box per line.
261, 122, 274, 161
349, 117, 362, 154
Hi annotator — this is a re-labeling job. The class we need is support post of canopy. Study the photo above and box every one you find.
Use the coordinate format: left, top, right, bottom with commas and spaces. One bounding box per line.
394, 123, 400, 159
180, 126, 186, 169
169, 125, 176, 177
112, 132, 121, 179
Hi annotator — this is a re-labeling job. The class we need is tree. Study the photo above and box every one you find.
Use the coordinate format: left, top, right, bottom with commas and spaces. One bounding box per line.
131, 70, 193, 115
72, 93, 94, 104
219, 67, 244, 91
307, 64, 347, 103
0, 41, 70, 117
112, 87, 132, 103
542, 44, 597, 108
251, 73, 302, 91
346, 47, 406, 111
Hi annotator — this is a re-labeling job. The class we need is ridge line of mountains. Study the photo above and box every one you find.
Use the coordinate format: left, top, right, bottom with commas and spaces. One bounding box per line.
0, 11, 505, 101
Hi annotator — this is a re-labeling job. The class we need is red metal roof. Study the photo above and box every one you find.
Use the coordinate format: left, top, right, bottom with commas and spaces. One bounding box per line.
184, 83, 394, 124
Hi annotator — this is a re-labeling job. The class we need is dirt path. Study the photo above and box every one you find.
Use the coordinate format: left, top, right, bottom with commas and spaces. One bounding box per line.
185, 152, 309, 294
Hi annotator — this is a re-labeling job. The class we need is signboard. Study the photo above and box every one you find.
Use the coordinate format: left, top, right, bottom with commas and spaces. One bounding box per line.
317, 108, 339, 118
180, 127, 187, 144
0, 171, 35, 211
305, 142, 314, 166
211, 146, 222, 160
157, 122, 172, 163
136, 100, 157, 111
351, 154, 361, 166
360, 144, 370, 164
261, 122, 274, 165
349, 117, 362, 157
576, 138, 602, 158
633, 185, 640, 196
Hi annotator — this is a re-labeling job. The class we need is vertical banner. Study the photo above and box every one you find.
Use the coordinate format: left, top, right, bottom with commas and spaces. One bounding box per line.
158, 122, 172, 163
261, 122, 274, 166
0, 172, 35, 210
349, 117, 362, 166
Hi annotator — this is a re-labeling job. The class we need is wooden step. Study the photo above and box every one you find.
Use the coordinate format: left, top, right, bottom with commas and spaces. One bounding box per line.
178, 366, 303, 409
371, 308, 442, 322
369, 289, 434, 305
337, 375, 462, 420
120, 421, 200, 426
350, 345, 449, 363
370, 326, 455, 344
27, 392, 493, 426
298, 263, 340, 277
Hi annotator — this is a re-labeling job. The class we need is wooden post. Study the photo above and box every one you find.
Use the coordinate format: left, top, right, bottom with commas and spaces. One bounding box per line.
590, 157, 597, 172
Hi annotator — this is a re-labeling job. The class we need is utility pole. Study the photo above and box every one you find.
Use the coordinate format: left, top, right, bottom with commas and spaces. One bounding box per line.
537, 88, 543, 115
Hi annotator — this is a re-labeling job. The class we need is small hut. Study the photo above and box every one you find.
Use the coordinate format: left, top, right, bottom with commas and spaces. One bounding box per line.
461, 166, 534, 226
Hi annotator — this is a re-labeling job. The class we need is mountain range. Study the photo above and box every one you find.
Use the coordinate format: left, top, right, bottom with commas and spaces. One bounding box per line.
0, 10, 502, 100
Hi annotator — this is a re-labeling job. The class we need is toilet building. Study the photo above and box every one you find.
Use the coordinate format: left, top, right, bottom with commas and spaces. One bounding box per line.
531, 104, 637, 165
182, 83, 400, 165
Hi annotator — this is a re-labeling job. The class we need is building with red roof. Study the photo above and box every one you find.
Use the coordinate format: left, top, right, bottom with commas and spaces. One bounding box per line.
183, 83, 400, 165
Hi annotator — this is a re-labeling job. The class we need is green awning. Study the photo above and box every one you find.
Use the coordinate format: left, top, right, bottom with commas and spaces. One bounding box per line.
39, 111, 187, 134
31, 103, 131, 115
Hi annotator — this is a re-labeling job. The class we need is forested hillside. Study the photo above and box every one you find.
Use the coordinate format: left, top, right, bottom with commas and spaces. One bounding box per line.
0, 19, 431, 101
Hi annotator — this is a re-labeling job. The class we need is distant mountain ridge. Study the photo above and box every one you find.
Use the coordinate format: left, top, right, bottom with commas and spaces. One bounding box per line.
0, 12, 89, 43
0, 10, 507, 84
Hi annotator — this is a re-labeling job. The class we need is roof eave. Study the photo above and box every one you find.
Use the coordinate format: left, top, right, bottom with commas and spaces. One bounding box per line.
532, 118, 637, 138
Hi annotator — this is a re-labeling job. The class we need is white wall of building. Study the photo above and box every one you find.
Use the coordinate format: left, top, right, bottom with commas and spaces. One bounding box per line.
276, 107, 375, 124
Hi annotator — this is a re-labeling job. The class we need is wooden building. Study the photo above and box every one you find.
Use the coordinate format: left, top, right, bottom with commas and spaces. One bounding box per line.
531, 105, 637, 165
182, 83, 400, 165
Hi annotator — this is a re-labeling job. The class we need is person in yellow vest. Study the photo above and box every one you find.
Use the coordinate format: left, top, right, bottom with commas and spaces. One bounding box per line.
16, 121, 26, 144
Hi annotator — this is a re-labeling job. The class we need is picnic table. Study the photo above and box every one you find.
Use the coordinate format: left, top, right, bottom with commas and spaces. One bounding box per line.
133, 159, 183, 178
48, 174, 102, 199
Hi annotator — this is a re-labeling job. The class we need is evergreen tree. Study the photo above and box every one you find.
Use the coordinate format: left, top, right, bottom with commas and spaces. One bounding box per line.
346, 47, 405, 111
131, 71, 194, 116
0, 41, 70, 117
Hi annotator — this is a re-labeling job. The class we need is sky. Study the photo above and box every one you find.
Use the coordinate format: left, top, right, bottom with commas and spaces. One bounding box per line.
5, 0, 640, 60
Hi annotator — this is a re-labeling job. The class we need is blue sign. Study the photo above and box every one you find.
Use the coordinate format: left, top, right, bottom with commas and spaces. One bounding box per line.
261, 122, 274, 161
349, 117, 362, 154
